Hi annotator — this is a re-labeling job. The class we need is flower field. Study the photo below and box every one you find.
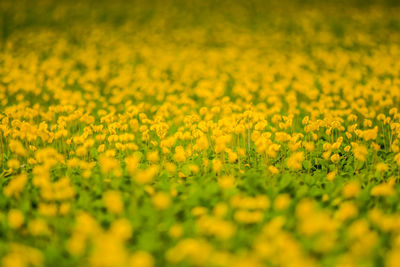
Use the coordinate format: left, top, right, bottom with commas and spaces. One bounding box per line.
1, 0, 400, 266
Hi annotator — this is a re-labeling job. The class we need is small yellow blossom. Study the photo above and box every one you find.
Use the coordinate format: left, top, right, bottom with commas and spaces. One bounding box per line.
8, 209, 24, 229
103, 190, 124, 214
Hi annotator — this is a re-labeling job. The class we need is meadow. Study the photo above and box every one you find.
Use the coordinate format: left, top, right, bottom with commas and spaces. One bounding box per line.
1, 0, 400, 266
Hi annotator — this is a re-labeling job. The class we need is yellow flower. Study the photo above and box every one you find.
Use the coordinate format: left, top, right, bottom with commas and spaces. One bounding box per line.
9, 140, 28, 157
2, 251, 26, 267
323, 143, 332, 151
152, 192, 171, 210
196, 215, 236, 239
173, 146, 186, 162
327, 170, 337, 181
342, 181, 361, 198
134, 165, 158, 184
110, 218, 132, 241
146, 151, 159, 163
353, 144, 368, 162
164, 162, 176, 174
27, 158, 37, 165
286, 151, 304, 171
126, 154, 140, 175
234, 210, 263, 224
165, 238, 212, 265
348, 114, 358, 122
7, 159, 20, 170
267, 143, 281, 158
4, 173, 28, 197
191, 206, 207, 217
212, 158, 223, 173
194, 135, 209, 151
302, 116, 309, 125
99, 155, 120, 174
67, 234, 87, 256
218, 175, 235, 190
103, 190, 124, 214
376, 162, 388, 173
129, 251, 154, 267
336, 202, 358, 221
303, 141, 315, 152
169, 224, 183, 238
371, 183, 395, 197
89, 233, 128, 267
330, 154, 340, 163
38, 203, 58, 217
97, 144, 105, 153
2, 244, 43, 267
363, 126, 378, 141
274, 194, 291, 211
8, 209, 24, 229
75, 146, 87, 157
28, 219, 50, 236
59, 202, 71, 215
214, 135, 230, 154
371, 142, 380, 151
213, 203, 228, 217
227, 151, 238, 163
268, 165, 279, 175
322, 150, 331, 160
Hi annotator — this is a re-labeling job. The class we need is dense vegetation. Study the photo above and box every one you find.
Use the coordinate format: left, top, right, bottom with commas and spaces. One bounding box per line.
1, 0, 400, 266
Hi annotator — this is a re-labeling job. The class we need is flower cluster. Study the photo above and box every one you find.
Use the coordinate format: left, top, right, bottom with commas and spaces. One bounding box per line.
1, 0, 400, 266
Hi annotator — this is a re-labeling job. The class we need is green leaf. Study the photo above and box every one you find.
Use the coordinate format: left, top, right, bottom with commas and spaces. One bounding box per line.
279, 174, 292, 189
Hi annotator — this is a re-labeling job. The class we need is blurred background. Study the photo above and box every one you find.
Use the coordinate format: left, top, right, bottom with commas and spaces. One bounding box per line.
1, 0, 400, 49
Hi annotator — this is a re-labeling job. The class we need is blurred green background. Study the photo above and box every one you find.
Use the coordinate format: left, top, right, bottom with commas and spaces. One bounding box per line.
1, 0, 400, 47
